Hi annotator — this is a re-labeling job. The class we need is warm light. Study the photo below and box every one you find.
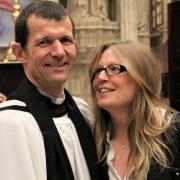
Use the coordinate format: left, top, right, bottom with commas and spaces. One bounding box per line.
3, 0, 21, 62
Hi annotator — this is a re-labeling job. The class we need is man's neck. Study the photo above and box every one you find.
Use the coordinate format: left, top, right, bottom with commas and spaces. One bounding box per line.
38, 89, 65, 105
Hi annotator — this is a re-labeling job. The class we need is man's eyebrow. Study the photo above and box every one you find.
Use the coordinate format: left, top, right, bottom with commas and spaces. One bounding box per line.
37, 36, 51, 40
60, 35, 74, 39
34, 36, 50, 43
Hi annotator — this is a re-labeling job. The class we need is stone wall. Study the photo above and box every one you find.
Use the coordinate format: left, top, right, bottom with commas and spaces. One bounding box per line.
0, 0, 171, 101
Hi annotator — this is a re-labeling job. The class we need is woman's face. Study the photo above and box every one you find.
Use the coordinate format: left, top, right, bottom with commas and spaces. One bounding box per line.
92, 48, 138, 113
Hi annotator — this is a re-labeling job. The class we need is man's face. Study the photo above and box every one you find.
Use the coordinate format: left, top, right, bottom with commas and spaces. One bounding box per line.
21, 15, 76, 95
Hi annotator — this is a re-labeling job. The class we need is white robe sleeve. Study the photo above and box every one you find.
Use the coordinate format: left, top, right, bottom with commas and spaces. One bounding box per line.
73, 96, 95, 132
0, 107, 47, 180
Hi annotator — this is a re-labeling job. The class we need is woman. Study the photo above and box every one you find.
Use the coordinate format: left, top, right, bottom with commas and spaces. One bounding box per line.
88, 41, 180, 180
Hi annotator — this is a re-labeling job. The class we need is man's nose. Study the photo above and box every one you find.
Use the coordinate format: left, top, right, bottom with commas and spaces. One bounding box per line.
51, 40, 65, 57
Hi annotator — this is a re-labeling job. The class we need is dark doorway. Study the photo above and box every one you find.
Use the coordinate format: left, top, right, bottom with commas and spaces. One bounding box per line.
168, 1, 180, 110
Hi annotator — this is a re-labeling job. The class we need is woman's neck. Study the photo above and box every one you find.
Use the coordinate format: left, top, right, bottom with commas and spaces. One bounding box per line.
110, 109, 131, 144
111, 109, 130, 132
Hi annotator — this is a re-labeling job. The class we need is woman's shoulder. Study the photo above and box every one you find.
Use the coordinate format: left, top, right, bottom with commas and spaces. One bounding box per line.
151, 111, 180, 180
168, 111, 180, 180
173, 111, 180, 123
169, 111, 180, 130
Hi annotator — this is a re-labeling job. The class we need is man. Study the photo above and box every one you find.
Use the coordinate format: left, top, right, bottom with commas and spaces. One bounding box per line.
0, 1, 107, 180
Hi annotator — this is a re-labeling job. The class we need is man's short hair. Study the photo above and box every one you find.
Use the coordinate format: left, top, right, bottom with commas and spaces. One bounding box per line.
15, 1, 75, 48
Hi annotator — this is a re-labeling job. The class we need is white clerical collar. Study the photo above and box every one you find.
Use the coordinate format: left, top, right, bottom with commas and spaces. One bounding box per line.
38, 89, 65, 105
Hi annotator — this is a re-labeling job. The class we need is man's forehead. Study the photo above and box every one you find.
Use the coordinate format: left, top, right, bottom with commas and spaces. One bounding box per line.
26, 16, 73, 41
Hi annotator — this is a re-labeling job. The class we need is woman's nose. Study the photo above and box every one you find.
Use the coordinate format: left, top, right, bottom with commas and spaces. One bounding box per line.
97, 70, 109, 81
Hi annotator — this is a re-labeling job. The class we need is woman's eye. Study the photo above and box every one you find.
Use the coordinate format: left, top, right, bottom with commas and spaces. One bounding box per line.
110, 66, 120, 72
94, 68, 103, 76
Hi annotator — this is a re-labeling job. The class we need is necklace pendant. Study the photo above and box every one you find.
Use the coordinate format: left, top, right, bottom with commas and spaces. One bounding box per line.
120, 145, 126, 149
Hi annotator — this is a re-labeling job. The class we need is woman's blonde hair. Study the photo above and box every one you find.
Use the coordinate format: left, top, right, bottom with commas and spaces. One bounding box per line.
89, 41, 175, 179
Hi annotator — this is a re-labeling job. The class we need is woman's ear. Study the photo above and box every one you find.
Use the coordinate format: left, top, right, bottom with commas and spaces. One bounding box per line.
11, 42, 27, 63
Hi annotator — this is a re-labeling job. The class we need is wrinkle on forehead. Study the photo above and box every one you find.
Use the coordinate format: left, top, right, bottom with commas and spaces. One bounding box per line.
27, 15, 73, 44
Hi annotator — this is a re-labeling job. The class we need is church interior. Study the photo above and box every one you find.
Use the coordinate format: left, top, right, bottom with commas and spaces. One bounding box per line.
0, 0, 180, 110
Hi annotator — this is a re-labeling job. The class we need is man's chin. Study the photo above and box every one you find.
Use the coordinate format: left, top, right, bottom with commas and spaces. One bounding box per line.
50, 77, 67, 84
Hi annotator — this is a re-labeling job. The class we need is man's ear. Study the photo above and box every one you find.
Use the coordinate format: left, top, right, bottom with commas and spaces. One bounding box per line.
74, 41, 77, 49
11, 42, 27, 63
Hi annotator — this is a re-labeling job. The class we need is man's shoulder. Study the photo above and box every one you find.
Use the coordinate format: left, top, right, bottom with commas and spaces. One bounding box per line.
72, 96, 92, 115
0, 99, 28, 118
0, 99, 26, 108
0, 99, 38, 131
0, 99, 26, 111
72, 96, 88, 107
72, 96, 95, 130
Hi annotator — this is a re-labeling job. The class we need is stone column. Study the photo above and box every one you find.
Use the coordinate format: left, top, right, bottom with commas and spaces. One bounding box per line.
160, 0, 169, 74
137, 0, 150, 44
119, 0, 138, 41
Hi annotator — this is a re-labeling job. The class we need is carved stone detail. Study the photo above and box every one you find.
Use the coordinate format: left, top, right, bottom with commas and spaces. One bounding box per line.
67, 0, 108, 20
66, 17, 120, 98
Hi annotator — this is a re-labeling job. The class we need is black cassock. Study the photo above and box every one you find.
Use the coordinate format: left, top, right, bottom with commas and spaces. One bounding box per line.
6, 76, 109, 180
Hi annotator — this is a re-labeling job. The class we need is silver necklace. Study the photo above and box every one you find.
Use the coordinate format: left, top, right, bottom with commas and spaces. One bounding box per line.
120, 145, 127, 149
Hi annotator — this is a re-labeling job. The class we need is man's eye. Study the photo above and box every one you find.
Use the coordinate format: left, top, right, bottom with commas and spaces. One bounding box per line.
60, 38, 74, 45
37, 39, 51, 46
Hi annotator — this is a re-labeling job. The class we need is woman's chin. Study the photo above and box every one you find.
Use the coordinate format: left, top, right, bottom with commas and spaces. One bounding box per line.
97, 100, 112, 110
